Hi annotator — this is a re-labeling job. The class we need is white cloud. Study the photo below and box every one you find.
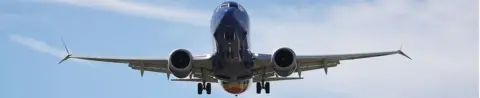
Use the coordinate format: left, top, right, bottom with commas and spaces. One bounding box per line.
8, 34, 95, 67
17, 0, 479, 98
246, 0, 478, 98
43, 0, 210, 26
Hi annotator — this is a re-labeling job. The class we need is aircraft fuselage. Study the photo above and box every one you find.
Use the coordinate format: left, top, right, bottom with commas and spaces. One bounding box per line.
210, 1, 253, 95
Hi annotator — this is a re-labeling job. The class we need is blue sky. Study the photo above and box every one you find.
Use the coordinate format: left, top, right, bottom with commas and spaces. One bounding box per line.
1, 0, 478, 98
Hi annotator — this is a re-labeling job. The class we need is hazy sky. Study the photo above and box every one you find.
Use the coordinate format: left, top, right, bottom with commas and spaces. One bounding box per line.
1, 0, 478, 98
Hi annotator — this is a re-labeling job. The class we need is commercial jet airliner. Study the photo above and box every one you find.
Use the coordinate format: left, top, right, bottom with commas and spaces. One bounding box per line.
58, 1, 411, 96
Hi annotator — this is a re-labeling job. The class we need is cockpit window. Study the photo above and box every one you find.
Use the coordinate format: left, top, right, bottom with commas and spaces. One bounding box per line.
229, 3, 238, 8
220, 2, 240, 8
216, 2, 245, 12
220, 3, 229, 8
237, 4, 245, 11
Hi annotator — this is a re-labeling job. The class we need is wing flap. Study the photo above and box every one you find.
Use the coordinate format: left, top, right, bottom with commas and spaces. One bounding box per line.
294, 50, 411, 61
252, 77, 303, 82
171, 78, 218, 83
70, 56, 166, 64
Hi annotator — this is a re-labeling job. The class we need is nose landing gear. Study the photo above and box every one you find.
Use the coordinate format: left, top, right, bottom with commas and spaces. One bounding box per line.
224, 31, 236, 42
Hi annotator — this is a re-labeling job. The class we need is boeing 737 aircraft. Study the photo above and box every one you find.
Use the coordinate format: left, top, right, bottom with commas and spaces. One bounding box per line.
58, 1, 411, 96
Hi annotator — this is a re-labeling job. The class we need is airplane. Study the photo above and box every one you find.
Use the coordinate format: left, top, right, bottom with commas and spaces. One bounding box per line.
57, 1, 412, 96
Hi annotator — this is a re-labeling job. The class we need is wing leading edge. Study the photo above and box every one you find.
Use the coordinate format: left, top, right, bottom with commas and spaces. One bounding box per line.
251, 47, 411, 82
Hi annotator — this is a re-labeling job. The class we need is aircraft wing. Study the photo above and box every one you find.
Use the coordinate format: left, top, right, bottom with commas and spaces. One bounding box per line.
57, 39, 216, 82
251, 49, 411, 82
60, 54, 214, 78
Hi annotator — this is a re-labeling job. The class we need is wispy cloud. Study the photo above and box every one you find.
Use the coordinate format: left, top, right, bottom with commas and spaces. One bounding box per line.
43, 0, 211, 26
8, 34, 95, 67
248, 0, 478, 98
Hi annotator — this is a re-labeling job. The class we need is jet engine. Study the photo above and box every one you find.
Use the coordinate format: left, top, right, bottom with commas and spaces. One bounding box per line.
168, 49, 193, 78
271, 47, 297, 77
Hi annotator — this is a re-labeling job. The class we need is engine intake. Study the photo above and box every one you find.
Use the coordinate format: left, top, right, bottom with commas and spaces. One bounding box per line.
271, 47, 297, 77
168, 49, 193, 78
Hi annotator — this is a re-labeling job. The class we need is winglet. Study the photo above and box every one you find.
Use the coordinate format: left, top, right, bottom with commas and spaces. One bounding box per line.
58, 54, 72, 64
58, 37, 72, 64
398, 45, 412, 60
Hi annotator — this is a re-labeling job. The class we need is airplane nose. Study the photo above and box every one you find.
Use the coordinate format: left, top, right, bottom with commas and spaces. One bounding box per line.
223, 7, 236, 19
219, 7, 239, 26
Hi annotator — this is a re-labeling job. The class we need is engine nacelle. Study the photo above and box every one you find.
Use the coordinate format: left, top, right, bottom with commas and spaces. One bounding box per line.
271, 47, 297, 77
168, 49, 193, 78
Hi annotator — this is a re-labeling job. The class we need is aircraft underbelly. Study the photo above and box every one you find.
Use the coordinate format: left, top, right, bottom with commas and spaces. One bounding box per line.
214, 61, 252, 81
